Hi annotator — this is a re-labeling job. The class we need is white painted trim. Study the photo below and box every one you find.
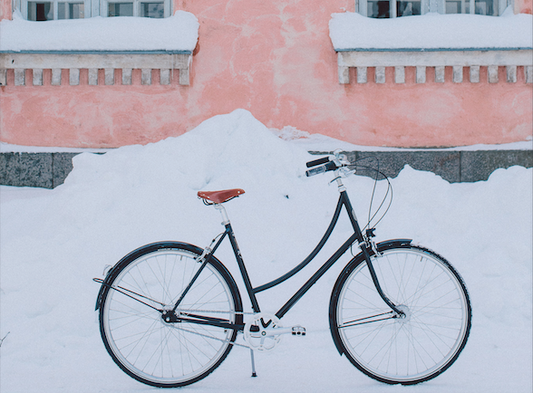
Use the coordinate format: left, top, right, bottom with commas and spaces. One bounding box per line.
338, 49, 533, 67
0, 52, 192, 85
337, 49, 533, 84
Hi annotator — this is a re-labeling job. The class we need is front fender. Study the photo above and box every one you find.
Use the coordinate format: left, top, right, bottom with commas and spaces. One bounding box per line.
329, 238, 412, 356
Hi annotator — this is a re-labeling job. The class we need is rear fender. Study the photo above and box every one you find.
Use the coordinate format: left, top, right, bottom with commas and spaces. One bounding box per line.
94, 241, 203, 311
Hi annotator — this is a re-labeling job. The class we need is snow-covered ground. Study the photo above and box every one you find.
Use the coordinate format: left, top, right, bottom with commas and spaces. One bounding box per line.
0, 110, 532, 392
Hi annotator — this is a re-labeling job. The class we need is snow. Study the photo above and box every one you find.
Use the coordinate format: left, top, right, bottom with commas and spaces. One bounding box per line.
2, 8, 532, 53
270, 126, 533, 152
0, 10, 199, 52
329, 10, 533, 50
0, 109, 532, 392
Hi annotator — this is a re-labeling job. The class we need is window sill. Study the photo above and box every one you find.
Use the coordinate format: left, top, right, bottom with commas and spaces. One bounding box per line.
335, 47, 533, 84
0, 50, 193, 86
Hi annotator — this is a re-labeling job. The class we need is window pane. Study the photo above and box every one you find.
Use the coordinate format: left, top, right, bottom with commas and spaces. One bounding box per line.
108, 2, 133, 16
58, 2, 66, 18
474, 0, 494, 14
70, 3, 85, 18
141, 2, 164, 18
445, 0, 495, 14
58, 3, 84, 19
445, 0, 463, 13
397, 1, 421, 16
28, 2, 53, 21
368, 0, 391, 17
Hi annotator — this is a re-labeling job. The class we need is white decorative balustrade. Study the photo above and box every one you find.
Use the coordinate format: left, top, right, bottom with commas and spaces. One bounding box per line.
0, 50, 193, 86
336, 48, 533, 84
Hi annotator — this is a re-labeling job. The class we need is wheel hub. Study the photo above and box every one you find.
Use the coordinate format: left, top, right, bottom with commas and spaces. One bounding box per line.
395, 305, 411, 322
161, 309, 180, 323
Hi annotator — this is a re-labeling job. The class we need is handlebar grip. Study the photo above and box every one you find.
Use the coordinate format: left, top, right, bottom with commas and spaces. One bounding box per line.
305, 161, 338, 177
306, 157, 330, 168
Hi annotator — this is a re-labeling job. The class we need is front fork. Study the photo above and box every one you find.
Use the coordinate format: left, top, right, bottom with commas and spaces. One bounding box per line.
360, 235, 405, 318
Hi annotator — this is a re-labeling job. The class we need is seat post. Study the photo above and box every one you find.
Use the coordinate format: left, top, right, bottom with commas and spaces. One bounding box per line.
214, 204, 230, 225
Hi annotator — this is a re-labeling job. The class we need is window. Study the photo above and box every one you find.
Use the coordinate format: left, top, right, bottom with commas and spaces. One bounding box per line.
358, 0, 509, 17
141, 2, 164, 18
58, 2, 84, 18
103, 0, 169, 17
445, 0, 495, 14
366, 0, 421, 17
108, 2, 133, 16
23, 0, 87, 20
27, 1, 52, 20
18, 0, 170, 20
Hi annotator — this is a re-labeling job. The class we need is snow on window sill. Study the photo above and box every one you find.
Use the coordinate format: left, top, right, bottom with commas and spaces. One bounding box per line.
329, 12, 533, 84
0, 11, 198, 86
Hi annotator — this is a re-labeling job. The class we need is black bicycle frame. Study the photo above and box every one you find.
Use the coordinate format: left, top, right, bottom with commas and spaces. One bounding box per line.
172, 188, 402, 328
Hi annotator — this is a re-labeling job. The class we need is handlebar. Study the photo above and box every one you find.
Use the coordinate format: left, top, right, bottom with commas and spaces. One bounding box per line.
305, 160, 338, 177
305, 151, 354, 177
306, 157, 330, 168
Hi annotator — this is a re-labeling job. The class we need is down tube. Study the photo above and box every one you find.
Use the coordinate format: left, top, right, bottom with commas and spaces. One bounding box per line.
275, 232, 359, 319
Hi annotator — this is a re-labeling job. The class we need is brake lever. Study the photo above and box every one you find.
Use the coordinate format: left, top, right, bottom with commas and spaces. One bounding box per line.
332, 149, 351, 167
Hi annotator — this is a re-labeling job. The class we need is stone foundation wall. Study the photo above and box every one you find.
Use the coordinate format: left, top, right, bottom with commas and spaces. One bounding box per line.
1, 150, 532, 189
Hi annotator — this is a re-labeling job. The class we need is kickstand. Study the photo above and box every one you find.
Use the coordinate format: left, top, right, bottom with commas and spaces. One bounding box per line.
250, 348, 257, 377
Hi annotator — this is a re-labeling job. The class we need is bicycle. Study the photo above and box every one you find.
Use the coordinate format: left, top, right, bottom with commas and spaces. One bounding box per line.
94, 151, 472, 388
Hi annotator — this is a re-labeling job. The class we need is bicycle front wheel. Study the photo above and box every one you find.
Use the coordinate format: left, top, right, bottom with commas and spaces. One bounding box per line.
330, 243, 471, 385
98, 242, 243, 388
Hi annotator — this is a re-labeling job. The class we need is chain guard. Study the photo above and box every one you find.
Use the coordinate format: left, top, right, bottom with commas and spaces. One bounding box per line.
243, 313, 282, 352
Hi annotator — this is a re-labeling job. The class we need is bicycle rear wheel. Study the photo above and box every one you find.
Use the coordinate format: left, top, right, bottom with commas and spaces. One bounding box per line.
330, 243, 471, 385
98, 242, 243, 388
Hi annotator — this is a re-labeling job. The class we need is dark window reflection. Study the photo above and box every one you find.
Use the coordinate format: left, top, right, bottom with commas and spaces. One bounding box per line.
108, 2, 133, 16
141, 2, 164, 18
368, 0, 421, 18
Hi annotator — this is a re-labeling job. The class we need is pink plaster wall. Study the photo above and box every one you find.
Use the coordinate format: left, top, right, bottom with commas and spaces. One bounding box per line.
516, 0, 533, 13
0, 0, 532, 148
0, 0, 10, 20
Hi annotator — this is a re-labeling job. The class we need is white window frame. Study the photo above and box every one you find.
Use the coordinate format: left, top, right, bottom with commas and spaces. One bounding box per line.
20, 0, 91, 19
14, 0, 172, 19
100, 0, 171, 17
356, 0, 512, 17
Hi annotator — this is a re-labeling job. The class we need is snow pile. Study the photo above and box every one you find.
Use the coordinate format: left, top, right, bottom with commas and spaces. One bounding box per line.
0, 109, 532, 393
0, 11, 199, 52
270, 126, 533, 152
329, 11, 533, 49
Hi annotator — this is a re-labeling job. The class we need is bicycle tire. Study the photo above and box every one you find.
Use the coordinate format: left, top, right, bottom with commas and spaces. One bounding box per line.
329, 242, 471, 385
98, 242, 243, 388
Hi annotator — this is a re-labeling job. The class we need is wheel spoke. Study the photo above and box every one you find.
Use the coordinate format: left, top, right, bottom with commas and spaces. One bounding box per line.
99, 245, 240, 387
333, 245, 471, 385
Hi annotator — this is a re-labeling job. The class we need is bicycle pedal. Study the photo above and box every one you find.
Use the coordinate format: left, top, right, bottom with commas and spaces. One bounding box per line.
291, 326, 306, 336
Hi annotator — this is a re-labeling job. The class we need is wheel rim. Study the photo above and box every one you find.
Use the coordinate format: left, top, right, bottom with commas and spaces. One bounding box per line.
337, 247, 470, 383
101, 249, 237, 386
